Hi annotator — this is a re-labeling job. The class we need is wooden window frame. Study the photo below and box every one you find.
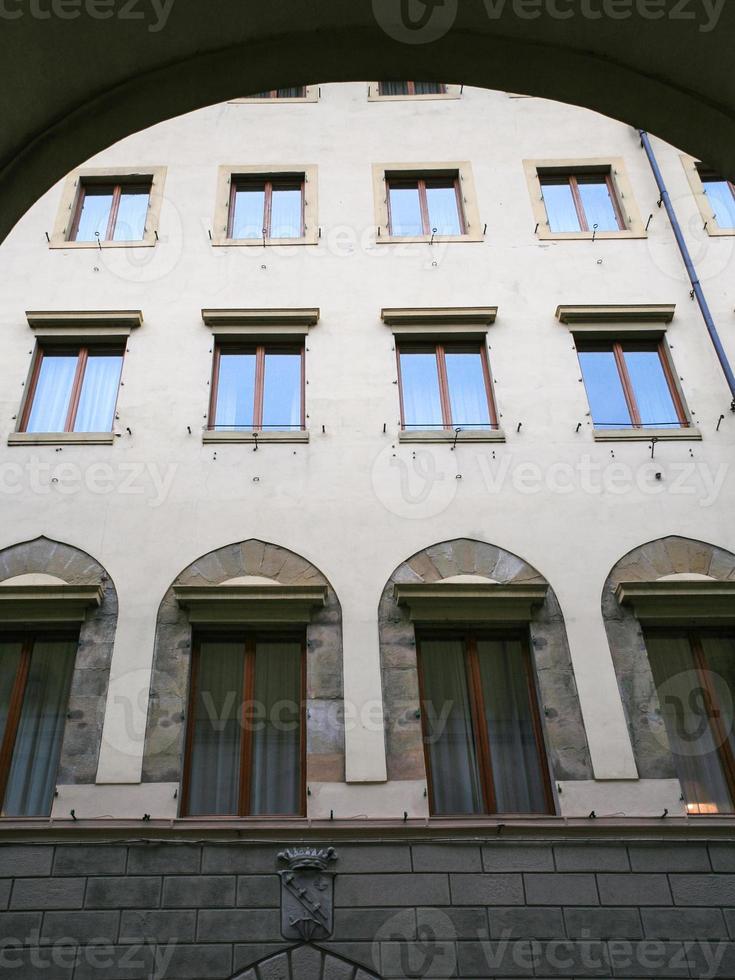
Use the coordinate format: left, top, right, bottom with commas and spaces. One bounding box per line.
180, 631, 307, 818
645, 627, 735, 814
395, 340, 497, 431
208, 341, 306, 432
68, 180, 151, 243
19, 343, 125, 434
0, 631, 77, 814
415, 628, 555, 817
576, 338, 688, 430
250, 87, 308, 99
540, 172, 626, 233
227, 176, 306, 241
386, 174, 466, 237
378, 81, 447, 96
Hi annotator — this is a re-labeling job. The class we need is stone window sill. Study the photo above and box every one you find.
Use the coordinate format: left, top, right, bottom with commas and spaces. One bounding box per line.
398, 429, 506, 444
202, 430, 309, 444
592, 426, 702, 442
7, 432, 115, 446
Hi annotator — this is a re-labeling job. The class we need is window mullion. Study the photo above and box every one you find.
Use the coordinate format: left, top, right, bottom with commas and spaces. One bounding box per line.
465, 636, 497, 815
418, 179, 431, 235
263, 182, 273, 239
208, 346, 221, 430
65, 348, 88, 432
569, 176, 589, 233
254, 346, 265, 429
238, 638, 256, 817
0, 638, 33, 812
435, 344, 453, 428
106, 185, 122, 241
614, 343, 641, 427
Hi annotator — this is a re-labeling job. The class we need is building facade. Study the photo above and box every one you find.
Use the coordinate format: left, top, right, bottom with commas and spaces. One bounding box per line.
0, 83, 735, 977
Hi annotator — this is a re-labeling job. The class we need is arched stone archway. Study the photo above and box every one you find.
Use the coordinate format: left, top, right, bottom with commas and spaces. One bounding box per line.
2, 5, 735, 246
378, 537, 592, 787
141, 538, 345, 791
602, 534, 735, 779
0, 535, 118, 787
233, 943, 380, 979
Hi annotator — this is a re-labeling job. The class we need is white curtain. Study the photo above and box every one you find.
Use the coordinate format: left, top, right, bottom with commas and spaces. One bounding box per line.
74, 354, 123, 432
425, 185, 461, 235
647, 634, 733, 814
250, 641, 302, 815
25, 355, 77, 432
420, 639, 483, 815
214, 353, 256, 429
186, 640, 244, 816
478, 639, 548, 813
3, 639, 76, 817
399, 352, 443, 429
445, 351, 491, 428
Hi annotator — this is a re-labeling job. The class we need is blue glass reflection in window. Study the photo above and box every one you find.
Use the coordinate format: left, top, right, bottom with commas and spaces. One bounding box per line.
426, 183, 461, 235
74, 354, 123, 432
25, 355, 78, 432
400, 351, 443, 429
703, 177, 735, 229
445, 351, 491, 427
578, 349, 631, 429
215, 352, 256, 429
231, 186, 265, 239
624, 349, 679, 428
113, 187, 149, 241
74, 188, 114, 242
388, 184, 423, 236
577, 177, 621, 231
541, 181, 580, 232
270, 187, 302, 238
262, 352, 302, 430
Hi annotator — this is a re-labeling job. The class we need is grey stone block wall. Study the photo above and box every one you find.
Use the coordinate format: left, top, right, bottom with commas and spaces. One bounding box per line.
602, 535, 735, 779
0, 535, 118, 786
378, 538, 593, 784
1, 837, 734, 978
141, 539, 345, 789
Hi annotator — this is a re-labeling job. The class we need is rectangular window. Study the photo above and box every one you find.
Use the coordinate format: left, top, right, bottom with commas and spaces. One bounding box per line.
387, 173, 464, 236
228, 176, 305, 240
540, 172, 624, 233
69, 181, 151, 242
21, 345, 124, 434
645, 630, 735, 814
209, 342, 304, 432
577, 339, 686, 431
0, 634, 77, 817
249, 87, 307, 99
397, 342, 496, 431
378, 81, 446, 96
417, 632, 553, 815
182, 633, 305, 817
698, 168, 735, 229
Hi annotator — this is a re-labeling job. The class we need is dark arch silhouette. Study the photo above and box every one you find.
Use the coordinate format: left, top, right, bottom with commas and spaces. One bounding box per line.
2, 4, 735, 244
232, 943, 381, 979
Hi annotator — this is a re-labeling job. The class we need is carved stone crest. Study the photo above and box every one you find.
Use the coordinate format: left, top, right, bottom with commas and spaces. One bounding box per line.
277, 846, 338, 941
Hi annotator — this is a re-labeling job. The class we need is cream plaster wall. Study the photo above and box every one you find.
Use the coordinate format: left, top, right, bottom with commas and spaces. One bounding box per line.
1, 85, 734, 817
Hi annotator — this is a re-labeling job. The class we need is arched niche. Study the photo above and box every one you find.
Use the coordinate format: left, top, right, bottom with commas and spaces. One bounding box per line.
0, 535, 118, 786
378, 537, 592, 786
142, 539, 344, 792
602, 535, 735, 778
233, 943, 380, 979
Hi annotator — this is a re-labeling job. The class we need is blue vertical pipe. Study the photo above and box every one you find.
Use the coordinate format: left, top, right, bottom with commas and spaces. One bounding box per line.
639, 129, 735, 406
